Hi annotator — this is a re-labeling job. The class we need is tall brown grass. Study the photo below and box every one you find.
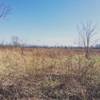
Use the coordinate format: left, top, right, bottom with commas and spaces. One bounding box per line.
0, 47, 99, 100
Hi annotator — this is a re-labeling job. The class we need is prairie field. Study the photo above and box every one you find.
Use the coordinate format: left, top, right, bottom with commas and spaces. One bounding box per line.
0, 0, 100, 99
0, 47, 99, 100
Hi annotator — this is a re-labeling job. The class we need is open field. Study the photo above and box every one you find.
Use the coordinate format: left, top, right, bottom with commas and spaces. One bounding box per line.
0, 47, 99, 100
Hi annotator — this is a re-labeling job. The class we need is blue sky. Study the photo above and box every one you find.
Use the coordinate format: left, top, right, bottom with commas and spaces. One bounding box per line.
0, 0, 100, 46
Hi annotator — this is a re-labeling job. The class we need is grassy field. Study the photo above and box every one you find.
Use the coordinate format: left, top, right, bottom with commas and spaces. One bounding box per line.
0, 47, 99, 100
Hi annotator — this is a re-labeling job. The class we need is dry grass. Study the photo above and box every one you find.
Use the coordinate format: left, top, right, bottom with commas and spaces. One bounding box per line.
0, 47, 99, 100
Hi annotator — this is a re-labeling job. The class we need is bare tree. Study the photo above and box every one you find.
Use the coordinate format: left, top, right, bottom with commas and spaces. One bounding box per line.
0, 3, 10, 19
78, 22, 97, 59
11, 36, 21, 47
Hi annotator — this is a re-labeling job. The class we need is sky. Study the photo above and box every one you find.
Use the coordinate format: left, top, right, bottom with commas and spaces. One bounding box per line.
0, 0, 100, 46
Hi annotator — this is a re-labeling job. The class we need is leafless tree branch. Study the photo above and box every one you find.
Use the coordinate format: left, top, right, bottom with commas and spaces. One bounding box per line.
78, 22, 97, 59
